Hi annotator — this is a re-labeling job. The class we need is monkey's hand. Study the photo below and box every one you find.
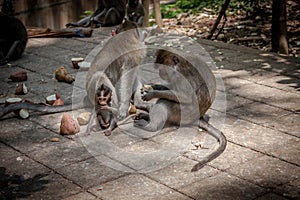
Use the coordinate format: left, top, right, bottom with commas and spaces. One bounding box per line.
99, 106, 118, 115
99, 106, 112, 111
118, 104, 129, 120
150, 84, 170, 91
142, 91, 156, 101
103, 129, 112, 136
140, 84, 153, 94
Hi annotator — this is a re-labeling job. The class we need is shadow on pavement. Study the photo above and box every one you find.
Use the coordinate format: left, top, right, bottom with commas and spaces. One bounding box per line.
0, 167, 49, 199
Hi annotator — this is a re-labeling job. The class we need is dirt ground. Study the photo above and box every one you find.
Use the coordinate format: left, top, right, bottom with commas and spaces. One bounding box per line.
161, 0, 300, 57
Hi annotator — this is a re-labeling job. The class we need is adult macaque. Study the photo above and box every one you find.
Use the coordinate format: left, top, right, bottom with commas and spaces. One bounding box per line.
0, 2, 28, 65
134, 49, 227, 171
126, 0, 145, 26
86, 19, 146, 121
66, 0, 127, 28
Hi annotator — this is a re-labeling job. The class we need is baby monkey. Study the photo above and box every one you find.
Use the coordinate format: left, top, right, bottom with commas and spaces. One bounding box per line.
94, 84, 118, 136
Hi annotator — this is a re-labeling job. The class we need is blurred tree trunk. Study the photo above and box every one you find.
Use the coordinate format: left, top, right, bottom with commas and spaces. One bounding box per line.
142, 0, 150, 27
271, 0, 289, 54
207, 0, 231, 39
153, 0, 162, 27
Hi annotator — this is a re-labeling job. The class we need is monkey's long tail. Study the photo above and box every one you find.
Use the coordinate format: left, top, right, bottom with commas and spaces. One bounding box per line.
0, 102, 85, 119
191, 119, 227, 172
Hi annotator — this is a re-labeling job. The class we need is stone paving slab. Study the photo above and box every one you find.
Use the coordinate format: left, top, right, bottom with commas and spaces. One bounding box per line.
1, 155, 82, 199
274, 178, 300, 199
19, 172, 82, 199
63, 192, 98, 200
88, 174, 194, 200
223, 116, 297, 159
147, 156, 219, 189
0, 27, 299, 199
255, 193, 290, 200
229, 83, 300, 111
208, 142, 264, 171
27, 140, 93, 170
178, 172, 266, 200
228, 101, 291, 126
55, 157, 126, 189
267, 112, 300, 137
0, 142, 22, 161
0, 121, 69, 154
225, 92, 254, 111
226, 155, 300, 188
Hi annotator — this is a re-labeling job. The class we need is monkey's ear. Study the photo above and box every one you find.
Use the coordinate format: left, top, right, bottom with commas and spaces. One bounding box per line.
123, 17, 129, 22
136, 28, 147, 41
172, 56, 180, 65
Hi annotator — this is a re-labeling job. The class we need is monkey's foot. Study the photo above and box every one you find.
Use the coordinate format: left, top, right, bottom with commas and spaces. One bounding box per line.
91, 125, 100, 132
118, 105, 129, 120
134, 113, 149, 121
103, 129, 112, 136
133, 119, 149, 128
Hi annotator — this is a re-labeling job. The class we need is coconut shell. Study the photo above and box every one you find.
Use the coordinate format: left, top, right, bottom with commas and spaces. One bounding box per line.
15, 83, 28, 95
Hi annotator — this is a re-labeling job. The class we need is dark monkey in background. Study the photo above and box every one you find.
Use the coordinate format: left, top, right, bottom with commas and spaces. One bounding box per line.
0, 0, 27, 65
126, 0, 144, 26
66, 0, 127, 27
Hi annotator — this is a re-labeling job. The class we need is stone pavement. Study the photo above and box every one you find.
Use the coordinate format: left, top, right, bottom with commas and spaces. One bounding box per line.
0, 27, 299, 200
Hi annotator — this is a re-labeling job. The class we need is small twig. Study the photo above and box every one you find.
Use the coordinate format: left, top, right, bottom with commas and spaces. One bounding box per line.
117, 114, 137, 126
215, 13, 227, 40
207, 0, 231, 40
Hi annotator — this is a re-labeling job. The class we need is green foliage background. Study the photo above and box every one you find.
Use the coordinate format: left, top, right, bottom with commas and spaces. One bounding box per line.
160, 0, 267, 18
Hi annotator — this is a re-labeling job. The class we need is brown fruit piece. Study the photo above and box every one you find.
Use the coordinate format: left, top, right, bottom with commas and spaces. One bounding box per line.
55, 66, 75, 84
9, 71, 28, 82
60, 113, 80, 135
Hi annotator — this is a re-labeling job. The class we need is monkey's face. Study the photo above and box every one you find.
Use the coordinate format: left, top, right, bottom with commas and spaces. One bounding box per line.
155, 51, 181, 81
96, 84, 112, 106
96, 84, 113, 129
158, 64, 179, 82
157, 65, 169, 80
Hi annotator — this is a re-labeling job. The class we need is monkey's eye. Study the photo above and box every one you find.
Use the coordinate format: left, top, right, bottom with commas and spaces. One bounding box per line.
173, 65, 179, 71
172, 56, 180, 65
